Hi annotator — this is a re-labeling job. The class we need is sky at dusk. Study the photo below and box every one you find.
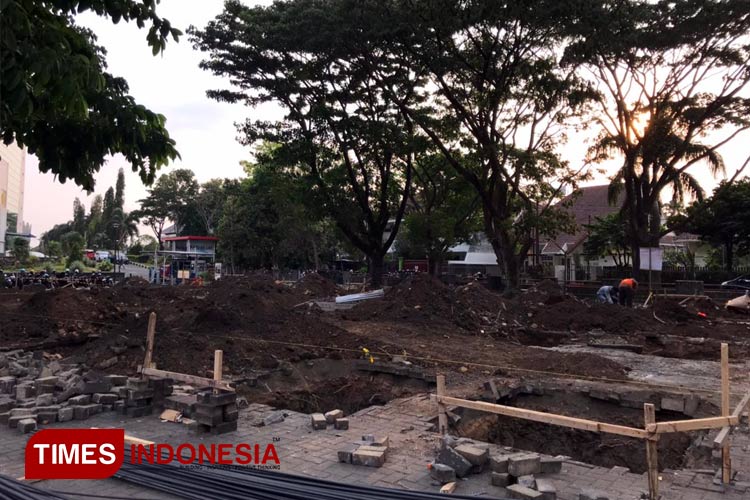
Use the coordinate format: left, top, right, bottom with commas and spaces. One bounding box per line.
22, 0, 749, 242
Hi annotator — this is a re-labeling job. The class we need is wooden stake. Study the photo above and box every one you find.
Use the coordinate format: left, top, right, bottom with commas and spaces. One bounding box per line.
721, 343, 731, 484
644, 403, 659, 500
143, 312, 157, 371
213, 350, 224, 395
436, 374, 448, 435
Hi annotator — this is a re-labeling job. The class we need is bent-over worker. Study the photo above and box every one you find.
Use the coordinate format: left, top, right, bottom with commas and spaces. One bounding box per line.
596, 285, 619, 304
618, 278, 638, 307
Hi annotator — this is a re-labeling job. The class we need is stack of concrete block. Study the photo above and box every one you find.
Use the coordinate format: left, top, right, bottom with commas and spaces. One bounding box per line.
124, 378, 154, 417
337, 434, 389, 468
193, 389, 238, 434
311, 408, 348, 431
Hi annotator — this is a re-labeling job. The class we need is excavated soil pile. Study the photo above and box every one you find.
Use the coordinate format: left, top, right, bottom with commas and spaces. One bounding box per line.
0, 275, 363, 376
349, 274, 505, 332
292, 273, 339, 299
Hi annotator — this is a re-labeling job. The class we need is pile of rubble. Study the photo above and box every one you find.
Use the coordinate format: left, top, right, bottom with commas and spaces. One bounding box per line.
432, 436, 564, 499
337, 434, 390, 468
0, 349, 172, 433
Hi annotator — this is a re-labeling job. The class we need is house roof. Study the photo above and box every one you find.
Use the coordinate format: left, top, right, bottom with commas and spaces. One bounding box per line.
163, 236, 219, 242
541, 185, 622, 255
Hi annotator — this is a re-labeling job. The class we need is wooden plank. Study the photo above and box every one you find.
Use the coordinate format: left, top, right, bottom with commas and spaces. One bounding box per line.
646, 416, 738, 433
438, 396, 650, 439
436, 375, 448, 435
440, 482, 457, 494
721, 343, 731, 484
213, 350, 224, 395
142, 367, 233, 391
125, 434, 155, 446
714, 426, 731, 449
644, 403, 659, 500
732, 391, 750, 418
143, 312, 157, 370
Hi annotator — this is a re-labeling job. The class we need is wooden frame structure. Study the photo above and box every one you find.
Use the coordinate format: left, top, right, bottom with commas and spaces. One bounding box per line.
138, 312, 234, 392
434, 343, 749, 500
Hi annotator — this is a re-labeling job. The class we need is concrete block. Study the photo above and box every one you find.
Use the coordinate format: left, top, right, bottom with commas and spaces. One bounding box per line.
16, 399, 36, 408
126, 378, 150, 390
368, 436, 389, 448
490, 454, 510, 473
35, 376, 59, 387
17, 418, 37, 433
540, 456, 563, 474
506, 484, 543, 499
209, 420, 238, 434
0, 376, 16, 394
15, 383, 35, 400
436, 444, 472, 478
324, 409, 344, 424
127, 389, 154, 400
73, 404, 101, 420
105, 374, 127, 386
455, 444, 489, 466
114, 400, 125, 413
684, 395, 700, 416
311, 413, 327, 430
352, 447, 386, 467
429, 463, 456, 484
58, 407, 74, 422
0, 412, 9, 425
36, 411, 58, 424
517, 475, 536, 488
534, 478, 557, 500
0, 397, 14, 413
579, 490, 609, 500
223, 406, 239, 422
164, 395, 197, 416
35, 394, 54, 406
92, 393, 118, 404
337, 444, 359, 463
196, 390, 235, 406
509, 454, 541, 477
9, 414, 35, 429
490, 472, 511, 487
194, 406, 224, 426
9, 408, 34, 418
661, 396, 685, 413
68, 394, 91, 406
334, 418, 349, 430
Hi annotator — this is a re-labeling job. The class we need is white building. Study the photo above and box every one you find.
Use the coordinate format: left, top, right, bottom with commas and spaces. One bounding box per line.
0, 141, 27, 254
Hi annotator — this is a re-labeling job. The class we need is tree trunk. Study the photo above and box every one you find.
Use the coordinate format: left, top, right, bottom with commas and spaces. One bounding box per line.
725, 241, 734, 273
428, 256, 438, 276
502, 252, 521, 294
311, 237, 320, 271
369, 253, 385, 288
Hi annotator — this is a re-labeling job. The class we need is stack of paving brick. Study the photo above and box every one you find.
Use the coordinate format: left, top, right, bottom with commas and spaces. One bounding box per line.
432, 437, 564, 500
123, 377, 154, 417
310, 409, 348, 431
337, 435, 389, 468
193, 389, 238, 434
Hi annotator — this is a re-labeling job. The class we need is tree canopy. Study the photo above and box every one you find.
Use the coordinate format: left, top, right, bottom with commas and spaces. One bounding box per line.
1, 0, 181, 189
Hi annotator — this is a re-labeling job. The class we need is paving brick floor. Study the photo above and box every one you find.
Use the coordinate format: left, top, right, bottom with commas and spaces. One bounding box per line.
1, 394, 749, 499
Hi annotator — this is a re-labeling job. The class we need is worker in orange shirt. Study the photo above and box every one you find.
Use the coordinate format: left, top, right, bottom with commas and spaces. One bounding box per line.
618, 278, 638, 307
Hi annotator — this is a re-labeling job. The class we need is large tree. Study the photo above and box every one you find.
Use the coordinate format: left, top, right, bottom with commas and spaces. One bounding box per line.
1, 0, 181, 189
134, 169, 200, 247
191, 1, 419, 287
671, 179, 750, 272
568, 0, 750, 276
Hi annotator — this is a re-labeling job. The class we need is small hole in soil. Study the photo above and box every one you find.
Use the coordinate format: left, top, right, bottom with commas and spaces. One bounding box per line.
454, 391, 713, 474
239, 359, 433, 414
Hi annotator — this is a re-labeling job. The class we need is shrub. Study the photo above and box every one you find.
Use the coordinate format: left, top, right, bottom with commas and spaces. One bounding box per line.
68, 260, 86, 272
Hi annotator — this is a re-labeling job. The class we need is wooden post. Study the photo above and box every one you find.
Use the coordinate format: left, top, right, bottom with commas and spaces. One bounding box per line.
721, 343, 731, 484
213, 350, 224, 394
436, 374, 448, 435
644, 403, 659, 500
142, 312, 157, 371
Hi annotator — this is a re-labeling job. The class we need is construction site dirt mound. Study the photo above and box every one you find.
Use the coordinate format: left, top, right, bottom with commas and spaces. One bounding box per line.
350, 274, 502, 332
510, 350, 631, 380
292, 273, 339, 299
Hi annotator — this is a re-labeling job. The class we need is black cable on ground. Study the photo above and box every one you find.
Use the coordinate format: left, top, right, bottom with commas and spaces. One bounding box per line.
115, 448, 511, 500
0, 475, 71, 500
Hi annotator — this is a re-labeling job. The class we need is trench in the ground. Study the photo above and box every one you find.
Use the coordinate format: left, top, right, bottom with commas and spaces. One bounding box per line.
453, 390, 716, 474
236, 358, 433, 414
